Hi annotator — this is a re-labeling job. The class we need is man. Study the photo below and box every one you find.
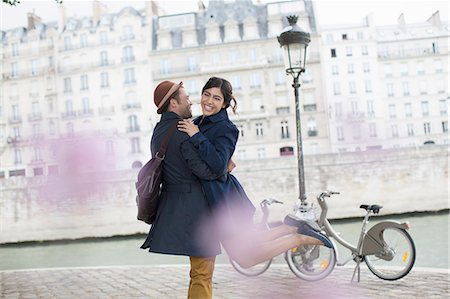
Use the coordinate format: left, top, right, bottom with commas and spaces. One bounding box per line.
141, 81, 221, 299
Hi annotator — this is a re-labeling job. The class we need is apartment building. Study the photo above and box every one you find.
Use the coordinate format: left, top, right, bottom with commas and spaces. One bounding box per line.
320, 11, 449, 153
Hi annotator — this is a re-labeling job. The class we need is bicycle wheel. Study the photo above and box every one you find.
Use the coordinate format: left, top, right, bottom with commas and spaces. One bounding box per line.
364, 227, 415, 280
286, 244, 336, 281
229, 258, 272, 277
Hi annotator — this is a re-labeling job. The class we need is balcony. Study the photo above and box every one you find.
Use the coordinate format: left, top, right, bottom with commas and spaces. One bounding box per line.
61, 111, 77, 119
126, 126, 140, 133
8, 116, 22, 124
378, 47, 444, 60
78, 109, 94, 117
307, 130, 318, 137
303, 104, 317, 112
122, 103, 142, 111
28, 113, 43, 121
99, 106, 115, 115
346, 112, 366, 121
121, 56, 136, 63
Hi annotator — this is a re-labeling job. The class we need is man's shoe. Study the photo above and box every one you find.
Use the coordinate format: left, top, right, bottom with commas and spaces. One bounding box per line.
297, 224, 333, 249
284, 214, 321, 232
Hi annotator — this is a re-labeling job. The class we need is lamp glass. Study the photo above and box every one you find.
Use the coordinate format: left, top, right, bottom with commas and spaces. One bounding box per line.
282, 43, 307, 76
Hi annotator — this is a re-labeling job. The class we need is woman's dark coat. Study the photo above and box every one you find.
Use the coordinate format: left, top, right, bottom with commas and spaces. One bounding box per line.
182, 109, 256, 222
141, 112, 222, 257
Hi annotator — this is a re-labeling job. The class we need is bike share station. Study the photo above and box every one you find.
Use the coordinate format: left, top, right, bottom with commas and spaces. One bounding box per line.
230, 16, 416, 283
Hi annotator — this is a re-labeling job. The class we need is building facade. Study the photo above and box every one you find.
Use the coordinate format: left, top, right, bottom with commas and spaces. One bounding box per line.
0, 0, 448, 180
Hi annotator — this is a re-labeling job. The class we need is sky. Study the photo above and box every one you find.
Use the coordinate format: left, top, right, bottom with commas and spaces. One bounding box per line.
0, 0, 448, 31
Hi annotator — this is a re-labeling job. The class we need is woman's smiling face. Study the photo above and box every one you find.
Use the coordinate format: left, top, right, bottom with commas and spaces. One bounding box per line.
201, 87, 225, 117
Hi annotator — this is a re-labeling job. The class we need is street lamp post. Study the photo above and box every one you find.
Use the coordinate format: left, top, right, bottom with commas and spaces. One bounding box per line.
277, 15, 311, 204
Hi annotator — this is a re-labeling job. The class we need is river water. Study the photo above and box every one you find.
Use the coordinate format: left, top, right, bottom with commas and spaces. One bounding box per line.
0, 211, 448, 271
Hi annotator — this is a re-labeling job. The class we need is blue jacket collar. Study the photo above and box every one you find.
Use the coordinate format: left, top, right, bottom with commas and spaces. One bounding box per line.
194, 109, 229, 125
161, 111, 182, 121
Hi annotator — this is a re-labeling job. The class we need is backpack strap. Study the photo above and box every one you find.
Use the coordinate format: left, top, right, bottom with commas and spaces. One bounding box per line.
157, 122, 178, 157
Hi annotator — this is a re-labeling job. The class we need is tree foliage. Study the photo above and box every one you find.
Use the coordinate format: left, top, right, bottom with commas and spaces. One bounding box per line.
3, 0, 63, 6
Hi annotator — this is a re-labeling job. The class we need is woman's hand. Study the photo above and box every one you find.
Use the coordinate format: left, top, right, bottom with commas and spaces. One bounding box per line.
227, 159, 236, 172
178, 119, 199, 137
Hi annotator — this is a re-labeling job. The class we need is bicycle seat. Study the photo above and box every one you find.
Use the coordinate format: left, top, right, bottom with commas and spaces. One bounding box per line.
360, 204, 383, 214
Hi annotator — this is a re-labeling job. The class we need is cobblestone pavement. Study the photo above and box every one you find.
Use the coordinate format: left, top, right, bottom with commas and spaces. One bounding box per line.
1, 265, 448, 299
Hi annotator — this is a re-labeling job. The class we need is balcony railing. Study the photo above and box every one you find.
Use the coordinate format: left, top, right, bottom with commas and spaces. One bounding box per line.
99, 106, 115, 115
28, 113, 43, 121
307, 130, 318, 137
8, 116, 22, 124
122, 103, 142, 110
61, 111, 77, 119
78, 109, 94, 117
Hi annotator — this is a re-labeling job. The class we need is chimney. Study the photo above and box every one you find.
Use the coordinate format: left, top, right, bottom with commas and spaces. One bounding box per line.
93, 1, 107, 26
27, 12, 42, 30
397, 13, 406, 31
427, 10, 441, 27
58, 4, 66, 33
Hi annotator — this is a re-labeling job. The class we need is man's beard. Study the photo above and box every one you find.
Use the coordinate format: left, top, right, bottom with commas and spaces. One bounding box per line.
182, 107, 192, 119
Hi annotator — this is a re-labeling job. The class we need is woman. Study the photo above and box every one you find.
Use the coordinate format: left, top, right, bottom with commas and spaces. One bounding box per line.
178, 77, 332, 268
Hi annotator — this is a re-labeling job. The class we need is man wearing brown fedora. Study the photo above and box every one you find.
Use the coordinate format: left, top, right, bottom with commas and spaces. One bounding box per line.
141, 81, 222, 299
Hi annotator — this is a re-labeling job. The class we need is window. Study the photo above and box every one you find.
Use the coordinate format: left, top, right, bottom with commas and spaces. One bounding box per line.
160, 59, 170, 75
402, 82, 410, 96
128, 115, 139, 132
64, 77, 72, 93
31, 101, 40, 115
100, 72, 109, 88
257, 148, 265, 159
400, 63, 408, 76
367, 100, 374, 116
333, 82, 341, 95
100, 31, 108, 44
361, 45, 368, 55
388, 104, 396, 118
387, 83, 394, 97
384, 64, 392, 77
346, 46, 352, 56
33, 147, 42, 161
347, 64, 354, 74
63, 36, 72, 50
122, 46, 134, 63
31, 59, 39, 76
407, 124, 414, 136
66, 122, 74, 137
230, 51, 239, 63
131, 137, 140, 153
11, 43, 19, 56
404, 103, 412, 117
351, 101, 359, 115
80, 75, 89, 91
369, 123, 377, 137
49, 121, 56, 135
82, 98, 90, 113
391, 125, 399, 137
436, 80, 445, 93
232, 75, 241, 90
281, 120, 289, 139
13, 126, 20, 138
187, 56, 196, 72
363, 63, 370, 73
14, 148, 22, 164
12, 104, 20, 120
342, 34, 348, 40
10, 62, 18, 77
65, 100, 73, 113
307, 118, 317, 136
442, 121, 448, 133
352, 124, 361, 139
187, 80, 198, 95
124, 68, 136, 84
424, 122, 431, 134
357, 31, 364, 39
274, 71, 284, 86
349, 81, 356, 94
100, 51, 108, 66
417, 61, 425, 74
237, 124, 244, 137
250, 73, 261, 88
439, 99, 448, 115
331, 65, 339, 75
106, 140, 114, 155
421, 101, 429, 116
326, 34, 334, 42
249, 48, 256, 61
255, 123, 263, 137
419, 82, 427, 95
330, 48, 336, 58
122, 25, 134, 40
336, 127, 344, 141
334, 102, 342, 117
33, 167, 44, 176
280, 146, 294, 156
434, 60, 443, 73
365, 80, 372, 93
80, 34, 88, 48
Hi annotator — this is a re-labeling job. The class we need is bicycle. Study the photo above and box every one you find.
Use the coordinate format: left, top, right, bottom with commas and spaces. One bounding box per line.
285, 190, 416, 282
229, 198, 284, 276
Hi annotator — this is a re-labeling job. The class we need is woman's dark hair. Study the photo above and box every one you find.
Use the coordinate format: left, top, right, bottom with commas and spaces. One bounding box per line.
202, 77, 237, 113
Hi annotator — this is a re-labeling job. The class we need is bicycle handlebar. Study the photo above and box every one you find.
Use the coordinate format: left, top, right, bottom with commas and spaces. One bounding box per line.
260, 198, 284, 207
320, 190, 340, 198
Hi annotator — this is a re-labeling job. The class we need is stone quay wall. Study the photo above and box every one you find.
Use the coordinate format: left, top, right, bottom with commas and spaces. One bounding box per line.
0, 145, 447, 243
